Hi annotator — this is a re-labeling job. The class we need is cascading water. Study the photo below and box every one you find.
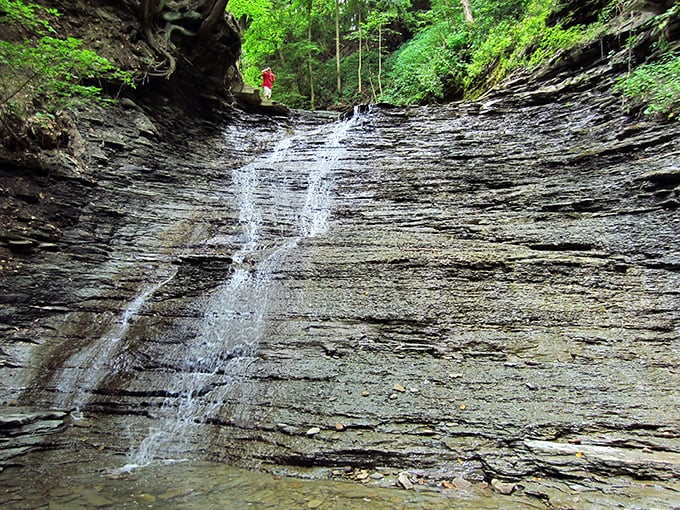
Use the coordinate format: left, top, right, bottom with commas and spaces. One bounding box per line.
53, 266, 178, 409
125, 114, 357, 469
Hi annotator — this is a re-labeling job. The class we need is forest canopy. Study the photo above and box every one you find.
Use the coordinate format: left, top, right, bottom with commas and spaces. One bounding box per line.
0, 0, 678, 139
232, 0, 581, 108
232, 0, 679, 113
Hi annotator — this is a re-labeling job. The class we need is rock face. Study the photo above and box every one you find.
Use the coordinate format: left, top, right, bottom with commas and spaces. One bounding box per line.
37, 0, 245, 108
1, 30, 680, 510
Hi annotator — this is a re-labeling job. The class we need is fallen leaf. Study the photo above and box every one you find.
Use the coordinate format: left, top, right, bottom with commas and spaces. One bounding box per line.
459, 403, 467, 410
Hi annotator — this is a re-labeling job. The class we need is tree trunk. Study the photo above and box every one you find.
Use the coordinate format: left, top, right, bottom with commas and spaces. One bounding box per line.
136, 0, 242, 99
141, 0, 154, 30
461, 0, 474, 24
357, 9, 362, 96
308, 9, 315, 109
198, 0, 230, 38
378, 23, 382, 96
335, 0, 341, 95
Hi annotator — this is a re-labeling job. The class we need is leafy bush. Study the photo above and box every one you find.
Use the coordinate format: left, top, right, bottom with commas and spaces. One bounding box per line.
464, 0, 583, 95
381, 25, 466, 105
0, 0, 133, 146
379, 0, 589, 103
614, 53, 680, 119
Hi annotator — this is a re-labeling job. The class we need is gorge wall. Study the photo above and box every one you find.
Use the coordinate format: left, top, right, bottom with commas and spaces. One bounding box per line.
1, 2, 679, 509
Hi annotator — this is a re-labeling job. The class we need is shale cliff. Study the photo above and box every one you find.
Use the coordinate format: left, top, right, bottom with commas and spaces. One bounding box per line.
0, 2, 679, 509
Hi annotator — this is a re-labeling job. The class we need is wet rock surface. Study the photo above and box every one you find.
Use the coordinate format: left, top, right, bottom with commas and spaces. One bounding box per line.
1, 59, 680, 509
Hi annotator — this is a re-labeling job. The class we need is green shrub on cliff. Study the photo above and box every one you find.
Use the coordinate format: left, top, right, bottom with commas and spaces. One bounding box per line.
462, 0, 584, 97
0, 0, 133, 146
615, 53, 680, 119
381, 0, 583, 104
382, 25, 467, 105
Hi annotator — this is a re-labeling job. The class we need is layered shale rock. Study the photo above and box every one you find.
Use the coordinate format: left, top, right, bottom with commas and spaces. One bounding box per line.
1, 17, 679, 510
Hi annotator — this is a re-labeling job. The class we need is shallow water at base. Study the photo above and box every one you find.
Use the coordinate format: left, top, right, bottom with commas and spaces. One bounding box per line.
1, 458, 527, 510
2, 452, 676, 510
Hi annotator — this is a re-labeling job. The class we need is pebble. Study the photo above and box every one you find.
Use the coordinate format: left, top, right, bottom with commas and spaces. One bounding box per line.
491, 478, 516, 495
398, 472, 414, 490
139, 493, 157, 503
306, 427, 321, 436
277, 423, 297, 435
453, 476, 472, 489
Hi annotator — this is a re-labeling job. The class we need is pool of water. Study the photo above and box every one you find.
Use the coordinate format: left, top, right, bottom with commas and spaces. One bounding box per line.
1, 454, 532, 509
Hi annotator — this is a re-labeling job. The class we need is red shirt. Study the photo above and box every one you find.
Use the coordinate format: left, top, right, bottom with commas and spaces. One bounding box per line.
262, 70, 275, 88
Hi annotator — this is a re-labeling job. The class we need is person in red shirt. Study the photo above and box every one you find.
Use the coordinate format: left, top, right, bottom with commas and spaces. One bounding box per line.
261, 67, 276, 100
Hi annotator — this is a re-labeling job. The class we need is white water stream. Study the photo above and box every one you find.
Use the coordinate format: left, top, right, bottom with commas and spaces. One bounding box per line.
54, 266, 178, 410
121, 115, 356, 469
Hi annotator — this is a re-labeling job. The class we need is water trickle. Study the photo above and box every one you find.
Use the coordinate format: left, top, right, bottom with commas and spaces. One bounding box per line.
54, 266, 178, 408
127, 115, 355, 468
299, 118, 354, 237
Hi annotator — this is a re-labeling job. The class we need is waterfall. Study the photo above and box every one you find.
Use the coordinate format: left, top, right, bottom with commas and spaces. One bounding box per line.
122, 114, 356, 470
53, 266, 178, 409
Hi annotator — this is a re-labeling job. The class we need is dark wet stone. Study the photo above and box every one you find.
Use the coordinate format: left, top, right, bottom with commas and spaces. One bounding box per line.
1, 17, 679, 509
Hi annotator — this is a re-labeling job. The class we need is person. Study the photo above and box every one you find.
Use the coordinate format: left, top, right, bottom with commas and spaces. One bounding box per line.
261, 67, 275, 100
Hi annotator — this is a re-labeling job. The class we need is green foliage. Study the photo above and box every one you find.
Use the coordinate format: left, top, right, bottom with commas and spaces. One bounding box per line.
234, 0, 288, 76
614, 53, 680, 119
233, 0, 676, 109
1, 36, 132, 108
381, 25, 466, 105
0, 0, 133, 145
0, 0, 58, 31
463, 0, 584, 95
234, 0, 415, 109
379, 0, 587, 104
229, 0, 272, 19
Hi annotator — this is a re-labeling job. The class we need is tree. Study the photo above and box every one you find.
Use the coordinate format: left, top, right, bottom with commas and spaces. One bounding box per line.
0, 0, 133, 147
361, 0, 411, 99
307, 0, 316, 108
136, 0, 242, 96
335, 0, 341, 94
460, 0, 473, 24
